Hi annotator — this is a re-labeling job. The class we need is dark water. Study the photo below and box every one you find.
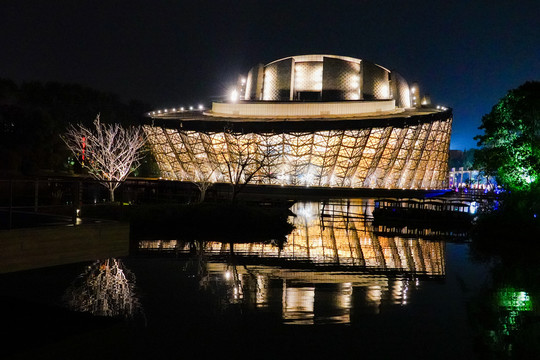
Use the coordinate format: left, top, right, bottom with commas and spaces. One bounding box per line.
1, 200, 537, 359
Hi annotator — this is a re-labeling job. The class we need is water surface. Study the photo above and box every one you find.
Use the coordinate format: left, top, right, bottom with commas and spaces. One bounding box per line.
2, 199, 530, 359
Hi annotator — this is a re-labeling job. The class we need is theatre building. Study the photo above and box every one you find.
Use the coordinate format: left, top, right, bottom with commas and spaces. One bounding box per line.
145, 54, 452, 190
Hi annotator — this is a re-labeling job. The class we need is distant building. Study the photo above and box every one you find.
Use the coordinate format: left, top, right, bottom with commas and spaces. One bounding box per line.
145, 54, 452, 189
449, 167, 497, 190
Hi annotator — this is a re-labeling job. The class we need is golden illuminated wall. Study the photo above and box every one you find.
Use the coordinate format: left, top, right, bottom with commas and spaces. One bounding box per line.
263, 58, 293, 101
245, 64, 264, 100
322, 56, 361, 100
391, 71, 411, 108
144, 115, 452, 189
294, 61, 323, 92
362, 61, 390, 99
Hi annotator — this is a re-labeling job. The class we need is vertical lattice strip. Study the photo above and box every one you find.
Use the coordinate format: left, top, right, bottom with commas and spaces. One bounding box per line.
143, 126, 177, 180
362, 127, 393, 188
340, 129, 371, 187
419, 121, 442, 189
376, 127, 408, 189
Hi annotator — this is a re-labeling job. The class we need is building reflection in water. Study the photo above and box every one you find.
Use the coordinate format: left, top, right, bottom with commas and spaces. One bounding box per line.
63, 258, 143, 319
139, 200, 446, 324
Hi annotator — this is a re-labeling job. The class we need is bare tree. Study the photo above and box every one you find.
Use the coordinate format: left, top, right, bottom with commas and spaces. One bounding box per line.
221, 132, 273, 202
191, 168, 215, 203
183, 157, 215, 203
62, 114, 146, 202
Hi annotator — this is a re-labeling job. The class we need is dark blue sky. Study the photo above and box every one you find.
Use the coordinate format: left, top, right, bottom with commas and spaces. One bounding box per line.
1, 0, 538, 149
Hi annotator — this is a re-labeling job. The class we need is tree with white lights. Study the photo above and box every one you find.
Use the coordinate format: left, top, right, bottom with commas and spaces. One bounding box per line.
62, 114, 146, 202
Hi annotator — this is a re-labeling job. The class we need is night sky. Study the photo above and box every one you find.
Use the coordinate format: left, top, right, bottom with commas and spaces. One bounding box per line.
1, 0, 538, 150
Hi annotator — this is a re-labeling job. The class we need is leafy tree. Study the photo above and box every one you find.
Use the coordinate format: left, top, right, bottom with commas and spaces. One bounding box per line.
474, 81, 540, 192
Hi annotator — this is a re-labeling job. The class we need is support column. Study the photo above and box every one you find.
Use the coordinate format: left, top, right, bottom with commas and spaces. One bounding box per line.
34, 178, 39, 213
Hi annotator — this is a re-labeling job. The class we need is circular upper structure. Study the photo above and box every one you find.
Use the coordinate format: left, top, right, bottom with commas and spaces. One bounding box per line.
203, 54, 414, 119
244, 54, 411, 107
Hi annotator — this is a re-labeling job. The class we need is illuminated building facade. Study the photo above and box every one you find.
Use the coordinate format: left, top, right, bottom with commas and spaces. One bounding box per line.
146, 54, 452, 189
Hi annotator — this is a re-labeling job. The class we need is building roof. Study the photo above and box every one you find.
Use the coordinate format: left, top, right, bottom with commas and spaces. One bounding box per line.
145, 106, 452, 132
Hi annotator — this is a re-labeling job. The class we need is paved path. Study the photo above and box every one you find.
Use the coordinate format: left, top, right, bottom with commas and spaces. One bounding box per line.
0, 222, 130, 273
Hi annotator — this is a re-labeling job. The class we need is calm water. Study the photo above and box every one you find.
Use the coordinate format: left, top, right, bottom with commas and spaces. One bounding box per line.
2, 199, 536, 359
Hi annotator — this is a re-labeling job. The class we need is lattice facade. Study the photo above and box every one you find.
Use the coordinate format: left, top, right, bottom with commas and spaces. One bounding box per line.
322, 57, 361, 100
144, 113, 451, 189
262, 58, 292, 101
362, 60, 389, 100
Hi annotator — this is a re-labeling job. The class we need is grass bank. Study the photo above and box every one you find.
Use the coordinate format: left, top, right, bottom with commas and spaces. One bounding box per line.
81, 202, 295, 243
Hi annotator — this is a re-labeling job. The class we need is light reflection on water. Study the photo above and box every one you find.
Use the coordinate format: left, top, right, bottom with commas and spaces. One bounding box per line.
140, 199, 445, 274
197, 262, 424, 324
63, 258, 144, 320
3, 199, 538, 358
139, 199, 447, 324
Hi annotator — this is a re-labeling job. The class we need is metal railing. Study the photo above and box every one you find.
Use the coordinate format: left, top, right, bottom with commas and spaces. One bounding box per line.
0, 176, 197, 229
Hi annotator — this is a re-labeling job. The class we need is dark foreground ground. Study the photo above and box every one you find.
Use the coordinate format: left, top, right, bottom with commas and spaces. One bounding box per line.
1, 255, 480, 360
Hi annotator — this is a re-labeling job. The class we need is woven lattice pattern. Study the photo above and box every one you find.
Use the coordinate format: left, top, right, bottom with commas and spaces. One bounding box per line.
262, 64, 280, 100
294, 62, 323, 92
391, 72, 411, 108
322, 57, 361, 100
144, 115, 451, 189
363, 62, 390, 99
263, 60, 292, 100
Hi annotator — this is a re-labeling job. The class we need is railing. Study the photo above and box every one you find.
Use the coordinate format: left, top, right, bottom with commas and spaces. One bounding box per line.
0, 176, 197, 229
